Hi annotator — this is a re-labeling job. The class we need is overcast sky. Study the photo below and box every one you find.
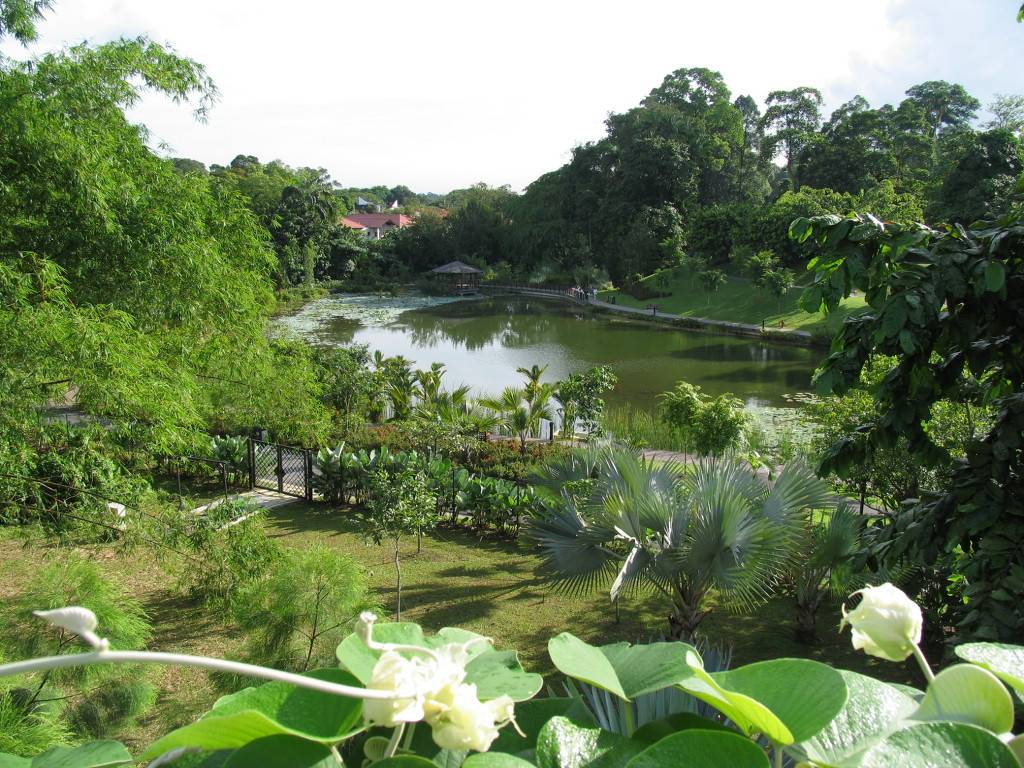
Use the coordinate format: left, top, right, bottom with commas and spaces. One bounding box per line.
4, 0, 1022, 193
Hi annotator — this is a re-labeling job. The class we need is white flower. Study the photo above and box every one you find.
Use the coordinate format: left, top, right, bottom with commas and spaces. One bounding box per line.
33, 606, 109, 650
840, 583, 922, 662
357, 617, 516, 752
362, 650, 436, 726
428, 682, 515, 753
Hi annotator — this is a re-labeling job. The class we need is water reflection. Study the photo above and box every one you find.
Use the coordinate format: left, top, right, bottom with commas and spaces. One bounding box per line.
303, 296, 820, 410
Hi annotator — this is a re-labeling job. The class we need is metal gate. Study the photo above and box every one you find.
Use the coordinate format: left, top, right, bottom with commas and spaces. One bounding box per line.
249, 439, 312, 500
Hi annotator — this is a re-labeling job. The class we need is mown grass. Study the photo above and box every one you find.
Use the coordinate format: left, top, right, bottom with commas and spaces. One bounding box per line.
0, 503, 923, 752
598, 266, 866, 336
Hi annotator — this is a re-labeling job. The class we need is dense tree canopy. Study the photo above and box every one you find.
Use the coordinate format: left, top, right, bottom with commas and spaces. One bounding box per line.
0, 0, 332, 516
792, 207, 1024, 641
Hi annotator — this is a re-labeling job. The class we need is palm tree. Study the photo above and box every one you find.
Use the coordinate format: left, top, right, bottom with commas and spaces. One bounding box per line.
528, 447, 834, 639
480, 386, 552, 453
516, 364, 548, 401
415, 363, 446, 405
383, 358, 416, 421
792, 505, 864, 643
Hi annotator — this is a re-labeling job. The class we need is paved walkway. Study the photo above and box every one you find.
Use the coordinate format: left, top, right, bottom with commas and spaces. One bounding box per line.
588, 298, 815, 342
482, 285, 815, 343
191, 490, 302, 528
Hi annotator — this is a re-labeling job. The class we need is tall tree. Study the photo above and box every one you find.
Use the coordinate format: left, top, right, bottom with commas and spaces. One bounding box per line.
760, 86, 823, 188
985, 93, 1024, 137
902, 80, 980, 138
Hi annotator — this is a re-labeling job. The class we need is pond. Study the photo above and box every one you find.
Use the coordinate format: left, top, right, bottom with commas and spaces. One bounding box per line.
277, 293, 820, 411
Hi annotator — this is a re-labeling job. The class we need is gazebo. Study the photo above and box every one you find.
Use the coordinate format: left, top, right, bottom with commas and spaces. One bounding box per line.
428, 260, 483, 293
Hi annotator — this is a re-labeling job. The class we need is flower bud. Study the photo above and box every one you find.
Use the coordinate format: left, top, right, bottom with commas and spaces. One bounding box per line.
840, 583, 922, 662
33, 606, 108, 650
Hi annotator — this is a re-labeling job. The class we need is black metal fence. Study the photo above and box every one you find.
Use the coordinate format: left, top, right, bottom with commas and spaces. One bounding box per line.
248, 439, 313, 500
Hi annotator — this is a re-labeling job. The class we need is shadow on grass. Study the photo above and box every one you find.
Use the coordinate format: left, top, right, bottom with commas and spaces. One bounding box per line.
144, 588, 232, 651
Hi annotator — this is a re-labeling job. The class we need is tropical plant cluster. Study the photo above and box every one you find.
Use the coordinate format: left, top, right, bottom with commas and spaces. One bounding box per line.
314, 445, 541, 540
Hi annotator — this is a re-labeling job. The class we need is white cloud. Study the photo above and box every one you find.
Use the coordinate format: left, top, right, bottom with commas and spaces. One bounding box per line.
3, 0, 1021, 192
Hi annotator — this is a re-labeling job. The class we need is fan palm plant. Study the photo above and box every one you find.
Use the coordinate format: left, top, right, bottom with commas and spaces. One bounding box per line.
792, 505, 865, 642
528, 447, 834, 639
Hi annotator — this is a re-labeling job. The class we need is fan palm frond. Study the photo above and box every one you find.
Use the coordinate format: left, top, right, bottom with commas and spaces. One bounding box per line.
527, 501, 620, 597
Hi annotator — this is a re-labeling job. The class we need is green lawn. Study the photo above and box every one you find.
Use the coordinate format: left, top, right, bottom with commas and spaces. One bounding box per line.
599, 266, 866, 336
1, 503, 924, 752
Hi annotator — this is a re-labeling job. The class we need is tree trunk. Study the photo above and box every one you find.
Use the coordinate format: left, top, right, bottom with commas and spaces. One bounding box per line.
667, 585, 706, 641
393, 540, 402, 621
795, 579, 825, 643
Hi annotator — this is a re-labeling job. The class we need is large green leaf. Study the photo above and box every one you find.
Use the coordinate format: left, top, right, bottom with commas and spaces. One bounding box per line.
463, 755, 536, 768
711, 658, 847, 744
857, 722, 1019, 767
220, 735, 335, 768
337, 624, 540, 703
535, 716, 644, 768
675, 651, 791, 744
466, 650, 543, 702
142, 710, 299, 760
142, 669, 363, 760
627, 729, 770, 768
29, 742, 132, 768
209, 668, 364, 739
631, 713, 730, 746
909, 663, 1014, 733
366, 758, 439, 768
954, 642, 1024, 699
490, 697, 585, 754
548, 633, 696, 701
0, 756, 29, 768
798, 669, 917, 766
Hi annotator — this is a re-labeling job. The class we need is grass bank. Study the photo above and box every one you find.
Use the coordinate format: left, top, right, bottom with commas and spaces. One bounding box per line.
271, 283, 332, 316
0, 504, 919, 751
598, 266, 865, 337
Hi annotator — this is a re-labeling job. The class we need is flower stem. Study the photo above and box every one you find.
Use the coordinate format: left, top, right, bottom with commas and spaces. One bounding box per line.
402, 723, 417, 752
911, 644, 936, 684
0, 651, 399, 700
773, 741, 784, 768
384, 723, 406, 758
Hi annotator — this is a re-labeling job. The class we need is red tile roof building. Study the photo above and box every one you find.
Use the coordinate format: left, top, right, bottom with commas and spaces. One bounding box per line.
340, 213, 414, 239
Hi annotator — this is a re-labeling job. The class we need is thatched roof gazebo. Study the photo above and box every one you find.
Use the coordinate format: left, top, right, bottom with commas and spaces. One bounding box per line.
428, 260, 483, 293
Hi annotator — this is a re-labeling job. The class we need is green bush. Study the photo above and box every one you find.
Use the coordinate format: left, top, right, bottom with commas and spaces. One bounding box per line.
0, 689, 73, 758
231, 545, 377, 674
0, 555, 154, 746
178, 513, 283, 608
659, 381, 746, 456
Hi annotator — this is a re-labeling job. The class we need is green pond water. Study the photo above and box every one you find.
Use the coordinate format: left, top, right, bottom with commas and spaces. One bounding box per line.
278, 294, 820, 411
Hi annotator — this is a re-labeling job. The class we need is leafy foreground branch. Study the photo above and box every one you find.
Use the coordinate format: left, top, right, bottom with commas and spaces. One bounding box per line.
2, 585, 1023, 767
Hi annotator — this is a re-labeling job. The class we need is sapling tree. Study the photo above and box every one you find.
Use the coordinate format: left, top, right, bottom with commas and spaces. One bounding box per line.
232, 545, 376, 673
363, 465, 437, 619
554, 366, 618, 437
698, 268, 727, 305
764, 267, 796, 314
